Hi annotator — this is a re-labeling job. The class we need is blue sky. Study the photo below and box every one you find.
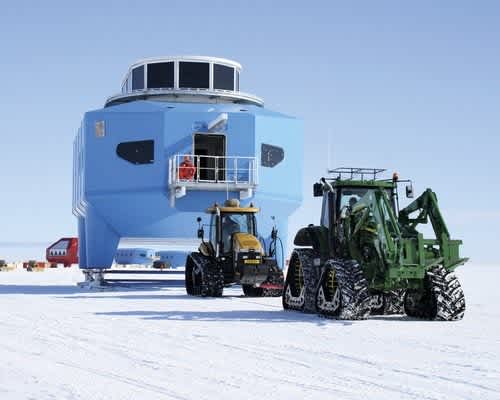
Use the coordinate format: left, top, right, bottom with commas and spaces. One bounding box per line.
0, 0, 498, 263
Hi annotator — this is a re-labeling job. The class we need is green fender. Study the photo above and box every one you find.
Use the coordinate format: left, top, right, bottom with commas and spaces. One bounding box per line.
293, 225, 330, 257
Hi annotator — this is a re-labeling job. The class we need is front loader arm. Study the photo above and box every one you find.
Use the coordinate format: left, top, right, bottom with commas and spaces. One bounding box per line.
399, 189, 450, 245
398, 189, 467, 270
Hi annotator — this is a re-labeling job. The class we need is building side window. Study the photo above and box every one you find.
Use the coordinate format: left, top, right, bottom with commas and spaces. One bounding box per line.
116, 140, 154, 165
261, 143, 284, 167
95, 121, 105, 138
214, 64, 234, 90
147, 62, 174, 89
132, 65, 145, 90
179, 62, 209, 89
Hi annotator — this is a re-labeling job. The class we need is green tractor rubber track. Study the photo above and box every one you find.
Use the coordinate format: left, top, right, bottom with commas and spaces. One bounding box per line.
316, 259, 371, 320
283, 249, 319, 313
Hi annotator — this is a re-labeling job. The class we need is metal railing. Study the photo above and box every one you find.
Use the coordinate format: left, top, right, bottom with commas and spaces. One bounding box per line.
169, 154, 258, 186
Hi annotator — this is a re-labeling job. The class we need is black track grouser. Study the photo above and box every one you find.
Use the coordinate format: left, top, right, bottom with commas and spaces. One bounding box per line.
283, 168, 468, 321
185, 199, 284, 297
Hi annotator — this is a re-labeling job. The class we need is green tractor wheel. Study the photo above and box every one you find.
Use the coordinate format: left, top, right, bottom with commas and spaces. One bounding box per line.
404, 265, 465, 321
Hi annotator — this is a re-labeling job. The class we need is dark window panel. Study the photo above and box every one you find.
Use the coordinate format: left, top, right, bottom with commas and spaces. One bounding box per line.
261, 143, 284, 168
147, 62, 174, 88
179, 62, 209, 89
213, 64, 234, 91
132, 65, 145, 90
116, 140, 154, 165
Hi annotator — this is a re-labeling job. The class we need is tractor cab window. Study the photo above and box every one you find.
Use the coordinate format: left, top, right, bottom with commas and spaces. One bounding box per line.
321, 195, 329, 227
209, 215, 217, 248
321, 192, 335, 228
339, 188, 371, 210
340, 187, 392, 211
347, 189, 399, 241
221, 213, 255, 252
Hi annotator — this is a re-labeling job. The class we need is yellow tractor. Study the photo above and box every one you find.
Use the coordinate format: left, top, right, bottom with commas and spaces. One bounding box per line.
185, 199, 284, 297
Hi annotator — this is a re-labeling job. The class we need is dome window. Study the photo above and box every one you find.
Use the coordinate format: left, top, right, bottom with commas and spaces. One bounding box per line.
147, 62, 174, 89
214, 64, 234, 91
179, 61, 209, 89
132, 65, 145, 90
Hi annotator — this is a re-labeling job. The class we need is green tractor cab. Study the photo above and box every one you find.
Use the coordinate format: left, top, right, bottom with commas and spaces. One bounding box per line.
185, 199, 284, 297
283, 168, 468, 320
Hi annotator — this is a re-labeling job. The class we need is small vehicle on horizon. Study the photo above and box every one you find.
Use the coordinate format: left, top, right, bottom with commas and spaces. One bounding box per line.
46, 238, 78, 268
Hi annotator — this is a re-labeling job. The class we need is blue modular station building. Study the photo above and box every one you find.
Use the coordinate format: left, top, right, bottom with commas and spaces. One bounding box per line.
73, 56, 303, 282
156, 251, 188, 269
114, 248, 156, 266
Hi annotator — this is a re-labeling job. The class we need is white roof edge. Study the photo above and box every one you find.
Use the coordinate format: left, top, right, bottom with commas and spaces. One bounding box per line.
131, 56, 242, 69
105, 89, 264, 107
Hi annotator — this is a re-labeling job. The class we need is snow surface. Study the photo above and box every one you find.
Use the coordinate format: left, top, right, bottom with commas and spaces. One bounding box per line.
0, 265, 499, 400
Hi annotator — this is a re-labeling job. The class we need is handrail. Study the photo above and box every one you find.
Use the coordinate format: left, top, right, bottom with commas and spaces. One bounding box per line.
169, 154, 258, 186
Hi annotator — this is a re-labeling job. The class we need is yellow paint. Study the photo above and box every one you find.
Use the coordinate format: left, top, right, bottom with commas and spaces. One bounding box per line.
233, 232, 264, 254
244, 259, 260, 264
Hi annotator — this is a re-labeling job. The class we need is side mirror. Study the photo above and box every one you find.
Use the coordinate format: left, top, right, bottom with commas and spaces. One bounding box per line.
313, 182, 323, 197
406, 184, 414, 198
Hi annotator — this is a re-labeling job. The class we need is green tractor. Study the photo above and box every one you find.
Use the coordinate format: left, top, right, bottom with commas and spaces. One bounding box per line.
185, 199, 284, 297
283, 168, 468, 321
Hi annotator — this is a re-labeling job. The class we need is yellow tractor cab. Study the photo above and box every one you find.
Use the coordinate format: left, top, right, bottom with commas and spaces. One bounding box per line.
185, 199, 284, 297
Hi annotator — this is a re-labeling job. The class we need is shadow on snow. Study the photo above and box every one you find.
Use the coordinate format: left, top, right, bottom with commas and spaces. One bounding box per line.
0, 284, 169, 296
94, 309, 353, 325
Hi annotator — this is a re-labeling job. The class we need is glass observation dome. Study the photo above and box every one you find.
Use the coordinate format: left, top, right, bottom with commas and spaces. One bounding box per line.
105, 56, 264, 107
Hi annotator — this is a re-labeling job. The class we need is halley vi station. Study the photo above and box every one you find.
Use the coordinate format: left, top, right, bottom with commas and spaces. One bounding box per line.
73, 56, 303, 283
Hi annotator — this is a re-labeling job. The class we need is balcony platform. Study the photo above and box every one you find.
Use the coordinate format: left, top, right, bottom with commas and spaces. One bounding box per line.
168, 154, 258, 206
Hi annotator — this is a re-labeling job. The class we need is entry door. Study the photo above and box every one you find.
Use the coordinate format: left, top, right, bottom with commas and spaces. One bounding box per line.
194, 134, 226, 181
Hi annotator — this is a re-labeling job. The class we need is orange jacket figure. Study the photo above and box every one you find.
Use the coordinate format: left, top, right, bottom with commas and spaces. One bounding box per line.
179, 156, 196, 180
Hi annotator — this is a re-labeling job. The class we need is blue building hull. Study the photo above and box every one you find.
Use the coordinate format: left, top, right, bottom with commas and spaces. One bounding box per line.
74, 101, 303, 270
